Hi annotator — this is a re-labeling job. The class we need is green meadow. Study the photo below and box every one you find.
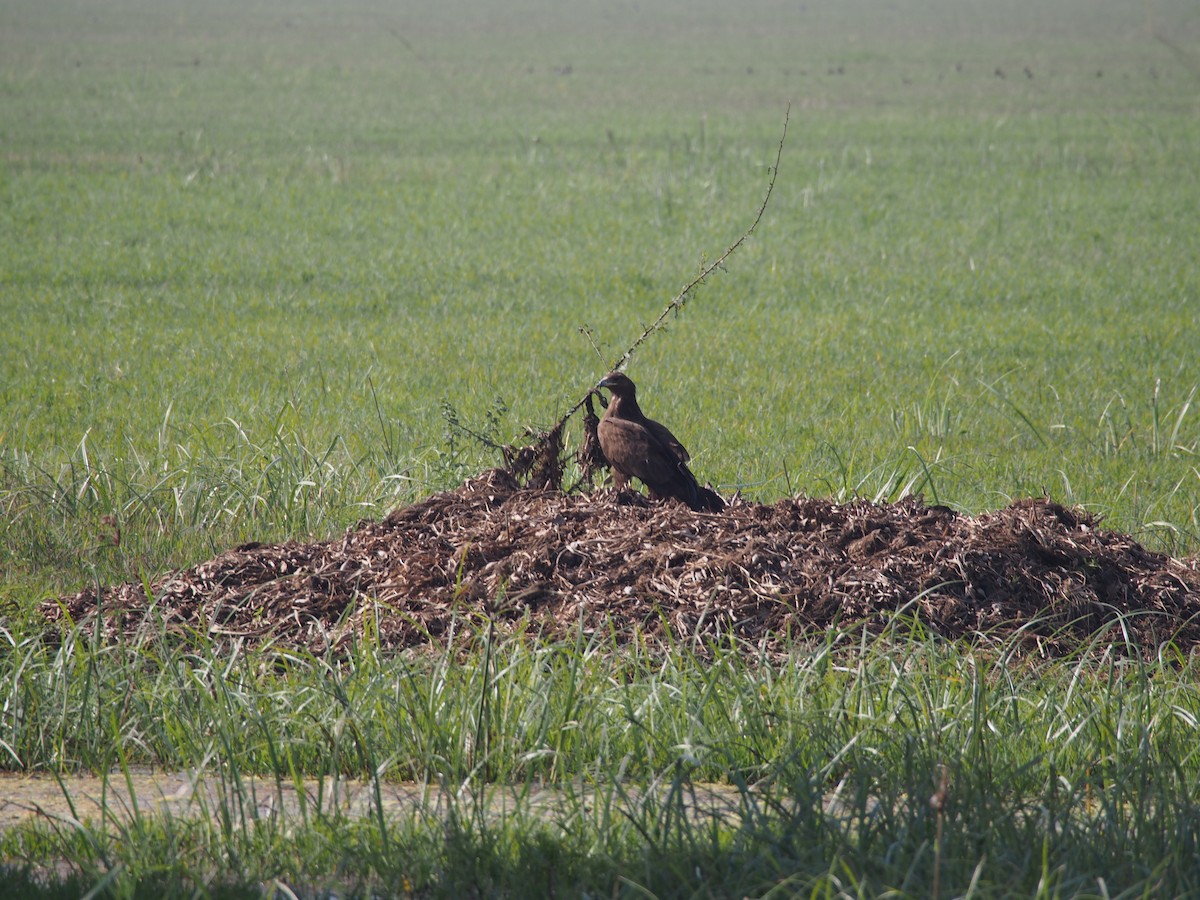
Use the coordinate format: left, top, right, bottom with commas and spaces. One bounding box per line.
2, 0, 1200, 896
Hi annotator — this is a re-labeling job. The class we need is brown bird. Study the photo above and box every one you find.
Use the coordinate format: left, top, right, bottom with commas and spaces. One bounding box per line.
596, 372, 724, 512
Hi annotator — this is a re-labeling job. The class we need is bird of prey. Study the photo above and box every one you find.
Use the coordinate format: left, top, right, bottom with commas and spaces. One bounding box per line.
595, 372, 724, 512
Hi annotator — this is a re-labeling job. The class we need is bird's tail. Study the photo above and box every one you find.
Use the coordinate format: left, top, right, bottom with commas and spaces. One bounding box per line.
677, 464, 724, 512
695, 484, 725, 512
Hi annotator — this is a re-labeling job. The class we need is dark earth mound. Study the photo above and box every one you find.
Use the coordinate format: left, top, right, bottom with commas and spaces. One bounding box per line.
47, 470, 1200, 658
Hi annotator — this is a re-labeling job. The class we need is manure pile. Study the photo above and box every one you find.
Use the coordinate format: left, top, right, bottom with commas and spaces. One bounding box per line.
48, 469, 1200, 657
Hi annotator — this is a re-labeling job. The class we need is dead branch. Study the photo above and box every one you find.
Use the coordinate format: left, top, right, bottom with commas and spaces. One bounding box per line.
606, 104, 790, 374
506, 106, 792, 490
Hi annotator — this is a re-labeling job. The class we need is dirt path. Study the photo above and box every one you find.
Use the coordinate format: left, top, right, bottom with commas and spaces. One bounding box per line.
1, 770, 427, 831
0, 770, 753, 833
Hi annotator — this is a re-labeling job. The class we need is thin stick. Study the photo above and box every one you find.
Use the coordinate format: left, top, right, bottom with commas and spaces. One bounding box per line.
561, 105, 790, 428
607, 103, 790, 374
504, 106, 791, 489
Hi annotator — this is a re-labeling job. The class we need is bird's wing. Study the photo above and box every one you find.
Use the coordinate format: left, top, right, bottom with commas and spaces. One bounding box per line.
643, 418, 690, 463
597, 416, 686, 489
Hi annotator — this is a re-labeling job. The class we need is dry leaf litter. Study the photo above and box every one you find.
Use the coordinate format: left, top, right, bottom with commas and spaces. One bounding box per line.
47, 469, 1200, 657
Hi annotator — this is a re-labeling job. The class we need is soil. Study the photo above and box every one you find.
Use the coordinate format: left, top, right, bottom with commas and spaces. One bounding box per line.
46, 469, 1200, 658
0, 770, 750, 836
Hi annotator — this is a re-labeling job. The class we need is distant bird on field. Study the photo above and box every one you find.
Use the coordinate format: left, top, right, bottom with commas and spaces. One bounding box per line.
595, 372, 724, 512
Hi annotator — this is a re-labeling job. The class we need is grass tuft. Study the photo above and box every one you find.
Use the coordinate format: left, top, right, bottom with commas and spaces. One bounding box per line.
3, 615, 1200, 895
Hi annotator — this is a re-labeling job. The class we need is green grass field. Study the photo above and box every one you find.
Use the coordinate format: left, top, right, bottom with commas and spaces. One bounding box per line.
2, 0, 1200, 895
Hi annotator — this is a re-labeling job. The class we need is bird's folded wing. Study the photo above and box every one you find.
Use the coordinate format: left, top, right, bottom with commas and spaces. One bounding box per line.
598, 417, 687, 487
644, 419, 690, 463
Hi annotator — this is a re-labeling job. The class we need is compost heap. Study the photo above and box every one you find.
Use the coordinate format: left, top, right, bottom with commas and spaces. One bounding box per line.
48, 469, 1200, 657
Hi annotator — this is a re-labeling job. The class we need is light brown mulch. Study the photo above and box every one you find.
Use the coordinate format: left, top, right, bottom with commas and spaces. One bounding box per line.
46, 469, 1200, 657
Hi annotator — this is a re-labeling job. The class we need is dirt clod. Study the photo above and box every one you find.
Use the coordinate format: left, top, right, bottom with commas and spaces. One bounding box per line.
46, 472, 1200, 657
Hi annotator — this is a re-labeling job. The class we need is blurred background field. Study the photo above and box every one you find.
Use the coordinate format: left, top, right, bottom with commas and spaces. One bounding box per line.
2, 0, 1198, 597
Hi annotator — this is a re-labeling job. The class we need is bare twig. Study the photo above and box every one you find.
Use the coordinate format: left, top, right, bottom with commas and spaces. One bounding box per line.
607, 104, 790, 374
578, 325, 608, 366
505, 105, 791, 489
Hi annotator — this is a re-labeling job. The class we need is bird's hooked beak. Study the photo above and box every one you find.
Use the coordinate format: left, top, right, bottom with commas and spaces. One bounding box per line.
594, 377, 612, 409
594, 374, 627, 410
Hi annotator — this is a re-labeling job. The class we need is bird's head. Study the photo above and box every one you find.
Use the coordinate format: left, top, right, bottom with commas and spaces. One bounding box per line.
597, 371, 637, 398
